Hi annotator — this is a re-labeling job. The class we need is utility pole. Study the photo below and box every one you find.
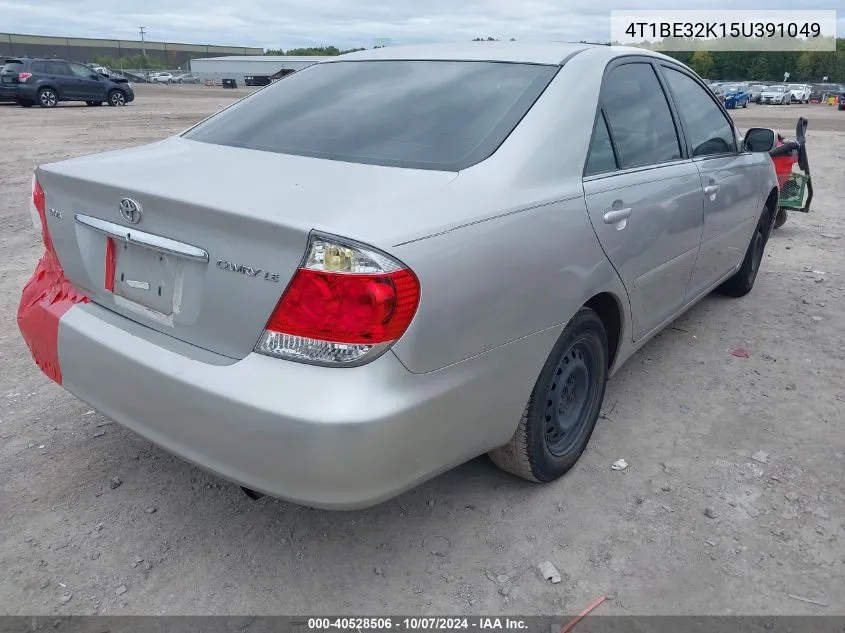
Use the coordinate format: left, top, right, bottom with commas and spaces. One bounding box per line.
139, 26, 147, 58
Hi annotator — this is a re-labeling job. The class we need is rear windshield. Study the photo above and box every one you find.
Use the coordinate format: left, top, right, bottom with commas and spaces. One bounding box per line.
1, 61, 23, 73
183, 60, 558, 171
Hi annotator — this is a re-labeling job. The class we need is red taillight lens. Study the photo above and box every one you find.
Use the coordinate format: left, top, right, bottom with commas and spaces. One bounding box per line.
267, 268, 419, 345
255, 234, 420, 366
18, 72, 32, 82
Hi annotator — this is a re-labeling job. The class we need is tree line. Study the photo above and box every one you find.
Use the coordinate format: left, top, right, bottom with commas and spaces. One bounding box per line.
666, 41, 845, 82
259, 38, 845, 83
264, 46, 366, 56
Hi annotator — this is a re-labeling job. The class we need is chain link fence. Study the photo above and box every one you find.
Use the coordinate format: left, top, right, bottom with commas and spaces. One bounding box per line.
106, 68, 203, 84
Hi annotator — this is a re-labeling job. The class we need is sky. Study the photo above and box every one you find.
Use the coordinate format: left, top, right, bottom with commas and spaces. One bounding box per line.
0, 0, 842, 50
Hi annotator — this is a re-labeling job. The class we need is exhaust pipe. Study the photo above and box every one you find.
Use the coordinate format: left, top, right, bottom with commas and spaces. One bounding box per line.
240, 486, 264, 500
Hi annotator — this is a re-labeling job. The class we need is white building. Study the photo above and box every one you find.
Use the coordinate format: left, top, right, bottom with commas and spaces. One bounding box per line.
188, 55, 331, 85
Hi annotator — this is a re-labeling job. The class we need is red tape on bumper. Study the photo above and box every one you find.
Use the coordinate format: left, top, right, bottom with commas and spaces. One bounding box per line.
17, 249, 89, 384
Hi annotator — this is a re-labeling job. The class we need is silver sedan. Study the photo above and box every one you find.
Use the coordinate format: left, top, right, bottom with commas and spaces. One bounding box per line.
18, 43, 779, 508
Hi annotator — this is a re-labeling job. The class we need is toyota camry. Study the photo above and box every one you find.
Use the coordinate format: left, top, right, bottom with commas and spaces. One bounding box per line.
18, 43, 780, 508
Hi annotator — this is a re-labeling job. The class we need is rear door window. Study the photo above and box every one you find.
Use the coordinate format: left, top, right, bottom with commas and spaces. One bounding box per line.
48, 62, 72, 76
599, 63, 682, 169
184, 60, 559, 171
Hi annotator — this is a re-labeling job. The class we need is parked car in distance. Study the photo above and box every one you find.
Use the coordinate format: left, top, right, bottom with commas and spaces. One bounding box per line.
709, 83, 726, 100
749, 83, 767, 102
787, 83, 811, 104
121, 71, 147, 83
0, 57, 134, 108
86, 63, 110, 77
760, 84, 791, 105
19, 43, 781, 509
150, 72, 174, 84
840, 87, 845, 111
173, 73, 201, 84
722, 82, 751, 108
809, 83, 845, 103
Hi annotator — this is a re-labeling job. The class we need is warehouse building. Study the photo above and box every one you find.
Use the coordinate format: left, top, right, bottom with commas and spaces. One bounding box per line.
188, 56, 330, 85
0, 32, 262, 68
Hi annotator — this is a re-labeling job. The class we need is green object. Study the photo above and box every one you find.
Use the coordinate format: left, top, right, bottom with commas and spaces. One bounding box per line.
779, 174, 809, 210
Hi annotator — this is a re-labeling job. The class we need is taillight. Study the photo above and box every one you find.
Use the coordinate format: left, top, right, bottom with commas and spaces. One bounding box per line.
255, 234, 420, 366
18, 72, 32, 82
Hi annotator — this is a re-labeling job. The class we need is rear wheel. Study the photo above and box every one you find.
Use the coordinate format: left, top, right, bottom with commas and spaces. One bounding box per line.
489, 307, 608, 482
717, 204, 774, 297
37, 88, 58, 108
108, 90, 126, 106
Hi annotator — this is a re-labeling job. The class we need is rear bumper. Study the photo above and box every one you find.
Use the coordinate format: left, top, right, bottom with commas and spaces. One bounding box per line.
48, 302, 550, 509
0, 84, 20, 101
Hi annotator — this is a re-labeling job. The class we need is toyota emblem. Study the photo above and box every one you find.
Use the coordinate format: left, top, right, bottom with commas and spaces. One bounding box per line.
119, 198, 143, 224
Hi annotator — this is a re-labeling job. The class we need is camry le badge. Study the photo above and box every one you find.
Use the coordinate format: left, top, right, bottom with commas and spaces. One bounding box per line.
119, 198, 143, 224
216, 259, 280, 282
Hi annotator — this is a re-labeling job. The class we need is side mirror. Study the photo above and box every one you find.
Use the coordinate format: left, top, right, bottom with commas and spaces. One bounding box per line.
742, 128, 777, 153
90, 73, 100, 80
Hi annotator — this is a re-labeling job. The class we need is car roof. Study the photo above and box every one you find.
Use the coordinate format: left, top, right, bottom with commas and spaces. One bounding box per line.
331, 41, 674, 66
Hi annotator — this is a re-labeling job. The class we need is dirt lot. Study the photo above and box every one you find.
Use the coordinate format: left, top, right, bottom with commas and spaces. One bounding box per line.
1, 85, 844, 616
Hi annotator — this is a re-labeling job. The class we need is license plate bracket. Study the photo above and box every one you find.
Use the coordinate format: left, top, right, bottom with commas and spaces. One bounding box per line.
107, 238, 182, 315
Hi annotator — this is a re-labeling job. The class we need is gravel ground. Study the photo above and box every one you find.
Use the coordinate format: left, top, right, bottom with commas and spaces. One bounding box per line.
1, 85, 844, 616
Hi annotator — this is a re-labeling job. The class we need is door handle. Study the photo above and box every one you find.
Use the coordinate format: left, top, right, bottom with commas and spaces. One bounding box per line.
603, 207, 632, 224
704, 184, 720, 196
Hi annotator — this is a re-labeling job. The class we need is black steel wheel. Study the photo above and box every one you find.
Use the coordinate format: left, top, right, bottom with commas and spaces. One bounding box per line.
544, 339, 597, 456
489, 307, 609, 482
717, 204, 774, 297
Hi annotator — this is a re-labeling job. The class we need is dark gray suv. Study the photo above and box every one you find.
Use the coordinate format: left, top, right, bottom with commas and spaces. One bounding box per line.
0, 57, 135, 108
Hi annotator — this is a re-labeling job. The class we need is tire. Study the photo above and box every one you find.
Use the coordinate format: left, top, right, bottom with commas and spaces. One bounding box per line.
774, 207, 788, 229
489, 307, 609, 482
108, 90, 126, 106
716, 204, 774, 297
742, 100, 748, 108
16, 99, 34, 108
37, 87, 58, 108
85, 100, 102, 106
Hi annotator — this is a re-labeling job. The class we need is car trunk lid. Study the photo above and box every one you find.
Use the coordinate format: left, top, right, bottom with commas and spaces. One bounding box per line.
36, 137, 456, 359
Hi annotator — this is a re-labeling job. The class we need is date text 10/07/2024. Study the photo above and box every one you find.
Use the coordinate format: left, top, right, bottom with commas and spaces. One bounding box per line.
307, 618, 529, 631
624, 21, 822, 39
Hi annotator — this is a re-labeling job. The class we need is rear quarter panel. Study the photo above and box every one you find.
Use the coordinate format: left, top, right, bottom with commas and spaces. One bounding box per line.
391, 193, 625, 374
